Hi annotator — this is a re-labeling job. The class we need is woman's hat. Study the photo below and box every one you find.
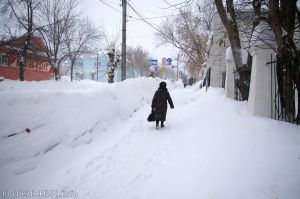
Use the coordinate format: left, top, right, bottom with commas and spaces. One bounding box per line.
159, 81, 167, 88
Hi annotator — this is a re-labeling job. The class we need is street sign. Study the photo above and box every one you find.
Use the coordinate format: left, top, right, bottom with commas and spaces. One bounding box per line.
167, 58, 172, 65
162, 57, 167, 65
150, 59, 158, 66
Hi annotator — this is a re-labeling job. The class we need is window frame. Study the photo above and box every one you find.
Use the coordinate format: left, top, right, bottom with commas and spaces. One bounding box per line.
1, 54, 9, 66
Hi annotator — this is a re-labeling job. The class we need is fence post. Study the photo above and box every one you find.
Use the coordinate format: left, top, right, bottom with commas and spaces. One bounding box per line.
248, 46, 276, 118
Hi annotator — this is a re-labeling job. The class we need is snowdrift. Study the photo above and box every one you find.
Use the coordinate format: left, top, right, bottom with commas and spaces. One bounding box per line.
0, 77, 180, 172
0, 77, 299, 199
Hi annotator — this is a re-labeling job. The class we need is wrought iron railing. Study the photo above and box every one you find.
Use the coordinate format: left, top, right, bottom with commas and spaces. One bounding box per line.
268, 54, 299, 125
234, 64, 251, 101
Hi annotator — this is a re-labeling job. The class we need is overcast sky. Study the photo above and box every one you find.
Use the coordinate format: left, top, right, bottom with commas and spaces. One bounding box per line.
81, 0, 186, 63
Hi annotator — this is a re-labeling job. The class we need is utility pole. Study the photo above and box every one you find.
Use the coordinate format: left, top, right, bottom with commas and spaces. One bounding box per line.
121, 0, 127, 81
177, 54, 179, 81
96, 52, 99, 82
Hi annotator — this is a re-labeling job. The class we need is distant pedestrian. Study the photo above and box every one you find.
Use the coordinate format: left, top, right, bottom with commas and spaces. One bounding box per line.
188, 77, 194, 86
182, 75, 188, 88
151, 81, 174, 129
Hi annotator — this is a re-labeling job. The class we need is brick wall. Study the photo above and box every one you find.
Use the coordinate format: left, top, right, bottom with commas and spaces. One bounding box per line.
0, 51, 54, 81
0, 67, 19, 80
0, 36, 55, 81
0, 66, 53, 81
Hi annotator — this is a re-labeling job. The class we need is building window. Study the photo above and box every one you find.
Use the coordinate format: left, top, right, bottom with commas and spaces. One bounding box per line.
1, 54, 9, 65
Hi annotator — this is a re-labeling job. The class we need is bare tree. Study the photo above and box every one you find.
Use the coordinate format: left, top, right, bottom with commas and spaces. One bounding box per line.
268, 0, 299, 122
98, 29, 121, 83
1, 0, 42, 81
127, 46, 150, 77
196, 0, 216, 33
214, 0, 243, 71
65, 17, 102, 81
156, 3, 210, 77
214, 0, 299, 121
107, 48, 120, 83
101, 27, 121, 53
37, 0, 77, 80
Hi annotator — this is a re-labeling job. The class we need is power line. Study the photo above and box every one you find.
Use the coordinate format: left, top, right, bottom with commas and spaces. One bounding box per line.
128, 14, 178, 21
97, 0, 122, 14
127, 2, 163, 34
127, 2, 198, 65
127, 34, 154, 38
158, 0, 194, 10
96, 0, 139, 22
161, 0, 172, 9
126, 2, 180, 51
126, 2, 184, 55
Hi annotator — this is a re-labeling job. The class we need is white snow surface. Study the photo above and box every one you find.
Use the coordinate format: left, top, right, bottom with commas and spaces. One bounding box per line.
0, 77, 300, 199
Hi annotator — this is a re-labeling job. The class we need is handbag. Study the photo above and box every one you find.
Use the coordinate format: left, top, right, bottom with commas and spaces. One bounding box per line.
147, 110, 155, 122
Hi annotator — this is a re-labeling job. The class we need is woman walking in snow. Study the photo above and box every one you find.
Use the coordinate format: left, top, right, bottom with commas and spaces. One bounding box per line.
151, 81, 174, 129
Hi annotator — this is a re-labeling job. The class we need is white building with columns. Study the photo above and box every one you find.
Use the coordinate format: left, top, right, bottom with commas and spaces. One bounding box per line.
206, 12, 229, 88
207, 11, 285, 120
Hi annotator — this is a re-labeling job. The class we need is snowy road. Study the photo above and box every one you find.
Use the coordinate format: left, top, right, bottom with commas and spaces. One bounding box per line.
1, 79, 300, 199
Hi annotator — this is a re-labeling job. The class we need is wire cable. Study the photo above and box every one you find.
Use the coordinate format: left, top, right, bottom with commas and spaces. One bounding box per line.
97, 0, 139, 21
128, 14, 178, 21
158, 0, 194, 10
97, 0, 122, 14
127, 2, 163, 34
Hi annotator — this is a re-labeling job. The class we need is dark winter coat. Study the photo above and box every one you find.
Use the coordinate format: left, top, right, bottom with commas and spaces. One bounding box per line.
151, 85, 174, 121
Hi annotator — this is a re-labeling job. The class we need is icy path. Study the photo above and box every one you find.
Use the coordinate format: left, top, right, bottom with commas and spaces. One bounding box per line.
1, 84, 300, 199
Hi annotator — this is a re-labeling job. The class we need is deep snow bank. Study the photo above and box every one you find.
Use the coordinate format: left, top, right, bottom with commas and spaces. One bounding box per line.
0, 79, 300, 199
0, 77, 180, 172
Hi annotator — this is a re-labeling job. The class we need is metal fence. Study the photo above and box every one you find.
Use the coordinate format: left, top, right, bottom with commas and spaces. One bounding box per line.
268, 54, 299, 125
234, 64, 252, 101
205, 67, 211, 91
222, 71, 226, 88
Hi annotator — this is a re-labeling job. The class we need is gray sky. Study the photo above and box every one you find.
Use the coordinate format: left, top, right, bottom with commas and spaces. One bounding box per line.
81, 0, 185, 63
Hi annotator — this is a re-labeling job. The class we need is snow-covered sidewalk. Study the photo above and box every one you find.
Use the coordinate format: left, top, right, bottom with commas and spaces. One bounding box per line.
0, 78, 299, 199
